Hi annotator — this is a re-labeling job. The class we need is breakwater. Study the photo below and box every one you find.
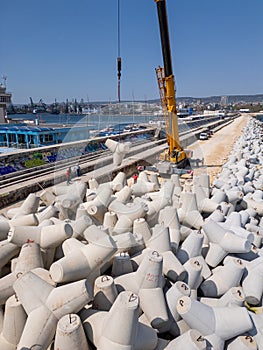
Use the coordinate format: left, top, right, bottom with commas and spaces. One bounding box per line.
0, 116, 262, 348
0, 116, 234, 209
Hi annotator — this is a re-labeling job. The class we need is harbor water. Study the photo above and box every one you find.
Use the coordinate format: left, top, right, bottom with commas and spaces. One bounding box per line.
7, 113, 159, 132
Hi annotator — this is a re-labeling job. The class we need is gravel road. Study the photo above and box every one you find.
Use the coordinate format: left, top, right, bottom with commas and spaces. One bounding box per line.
187, 115, 248, 184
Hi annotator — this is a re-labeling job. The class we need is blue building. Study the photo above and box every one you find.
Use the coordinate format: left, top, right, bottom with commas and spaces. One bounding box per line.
0, 123, 89, 149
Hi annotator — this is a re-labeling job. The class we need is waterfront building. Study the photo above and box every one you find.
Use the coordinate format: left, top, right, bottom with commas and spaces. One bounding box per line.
221, 96, 229, 106
0, 124, 89, 149
0, 84, 12, 123
177, 107, 193, 117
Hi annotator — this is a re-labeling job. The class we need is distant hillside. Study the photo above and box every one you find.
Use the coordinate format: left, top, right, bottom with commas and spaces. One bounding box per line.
147, 94, 263, 105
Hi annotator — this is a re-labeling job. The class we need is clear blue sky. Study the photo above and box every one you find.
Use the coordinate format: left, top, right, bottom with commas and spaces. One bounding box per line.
1, 0, 263, 104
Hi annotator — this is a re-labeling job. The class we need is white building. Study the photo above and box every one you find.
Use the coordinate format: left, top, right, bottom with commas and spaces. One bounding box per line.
0, 84, 12, 124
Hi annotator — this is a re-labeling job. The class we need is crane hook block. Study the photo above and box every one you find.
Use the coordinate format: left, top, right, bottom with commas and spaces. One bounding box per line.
117, 57, 122, 79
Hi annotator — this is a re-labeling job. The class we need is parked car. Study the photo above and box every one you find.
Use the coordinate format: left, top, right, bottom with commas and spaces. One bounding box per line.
206, 130, 213, 137
199, 132, 209, 140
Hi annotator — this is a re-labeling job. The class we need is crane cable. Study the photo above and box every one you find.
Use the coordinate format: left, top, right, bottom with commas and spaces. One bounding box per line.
117, 0, 122, 103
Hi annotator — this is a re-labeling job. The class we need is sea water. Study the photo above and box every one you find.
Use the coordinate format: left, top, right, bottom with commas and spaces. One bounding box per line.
7, 113, 158, 132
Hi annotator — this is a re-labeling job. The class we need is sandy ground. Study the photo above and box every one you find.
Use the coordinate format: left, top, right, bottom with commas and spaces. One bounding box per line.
187, 115, 248, 184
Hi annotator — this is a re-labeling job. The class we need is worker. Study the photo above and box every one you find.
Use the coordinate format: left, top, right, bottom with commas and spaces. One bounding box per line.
132, 173, 138, 184
65, 169, 70, 185
171, 149, 180, 163
187, 169, 194, 177
75, 164, 80, 177
66, 167, 72, 185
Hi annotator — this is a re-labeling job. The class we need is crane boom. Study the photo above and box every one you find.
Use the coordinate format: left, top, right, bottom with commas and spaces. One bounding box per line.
155, 0, 173, 78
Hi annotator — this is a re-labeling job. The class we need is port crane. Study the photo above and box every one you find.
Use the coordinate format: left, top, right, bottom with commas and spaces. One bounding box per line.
29, 97, 47, 113
154, 0, 191, 174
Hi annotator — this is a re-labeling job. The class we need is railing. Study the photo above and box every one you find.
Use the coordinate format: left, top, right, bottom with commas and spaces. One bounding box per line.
0, 142, 40, 150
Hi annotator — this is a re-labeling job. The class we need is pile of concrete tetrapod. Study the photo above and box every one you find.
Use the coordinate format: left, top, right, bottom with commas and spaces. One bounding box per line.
0, 117, 263, 349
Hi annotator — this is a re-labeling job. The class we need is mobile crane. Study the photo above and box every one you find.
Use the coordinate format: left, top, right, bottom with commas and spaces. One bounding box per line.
154, 0, 191, 175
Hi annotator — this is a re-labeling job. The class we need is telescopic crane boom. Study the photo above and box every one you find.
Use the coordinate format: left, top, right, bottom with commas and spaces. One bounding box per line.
154, 0, 191, 171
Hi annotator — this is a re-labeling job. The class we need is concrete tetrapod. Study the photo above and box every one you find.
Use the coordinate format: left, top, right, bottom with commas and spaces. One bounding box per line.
205, 333, 225, 350
242, 256, 263, 305
164, 329, 207, 349
177, 192, 204, 230
54, 314, 91, 350
0, 219, 10, 241
105, 138, 131, 166
0, 240, 20, 270
112, 215, 133, 235
245, 311, 263, 349
70, 214, 93, 239
193, 174, 210, 198
158, 206, 181, 251
103, 211, 118, 234
81, 291, 158, 350
84, 183, 113, 223
7, 222, 73, 249
115, 250, 164, 293
202, 219, 251, 267
244, 198, 263, 217
0, 295, 27, 350
149, 172, 160, 189
49, 235, 118, 283
8, 193, 40, 219
170, 173, 183, 193
93, 275, 118, 311
39, 189, 56, 206
115, 185, 132, 203
61, 237, 86, 256
200, 258, 245, 297
54, 181, 87, 200
115, 250, 169, 331
193, 184, 218, 215
83, 224, 108, 243
142, 180, 174, 226
133, 218, 152, 243
177, 296, 253, 341
13, 271, 93, 350
200, 286, 246, 309
176, 229, 204, 265
210, 188, 228, 205
110, 171, 127, 192
183, 257, 203, 297
219, 221, 255, 245
109, 199, 148, 221
227, 335, 258, 350
88, 177, 99, 190
36, 205, 59, 224
131, 175, 159, 197
217, 286, 246, 307
165, 281, 191, 335
9, 213, 39, 227
146, 224, 186, 282
0, 242, 44, 305
84, 226, 143, 256
111, 252, 133, 277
